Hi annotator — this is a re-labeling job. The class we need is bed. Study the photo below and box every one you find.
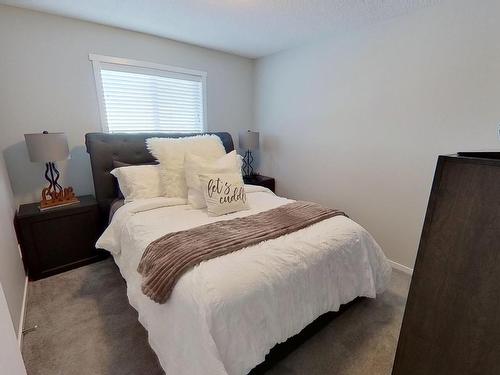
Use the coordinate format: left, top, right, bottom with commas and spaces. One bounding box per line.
85, 132, 392, 375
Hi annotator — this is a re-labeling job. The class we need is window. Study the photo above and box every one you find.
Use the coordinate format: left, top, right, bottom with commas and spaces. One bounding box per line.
90, 54, 206, 133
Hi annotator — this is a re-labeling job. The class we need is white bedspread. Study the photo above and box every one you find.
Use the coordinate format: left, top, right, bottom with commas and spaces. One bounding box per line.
96, 186, 392, 375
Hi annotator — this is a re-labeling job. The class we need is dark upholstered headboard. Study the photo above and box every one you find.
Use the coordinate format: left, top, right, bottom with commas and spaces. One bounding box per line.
85, 132, 234, 220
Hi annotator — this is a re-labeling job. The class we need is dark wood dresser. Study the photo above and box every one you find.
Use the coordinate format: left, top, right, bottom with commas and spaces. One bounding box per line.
14, 195, 107, 281
392, 153, 500, 375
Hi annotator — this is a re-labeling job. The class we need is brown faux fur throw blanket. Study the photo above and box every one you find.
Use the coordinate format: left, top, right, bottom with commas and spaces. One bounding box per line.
137, 201, 346, 303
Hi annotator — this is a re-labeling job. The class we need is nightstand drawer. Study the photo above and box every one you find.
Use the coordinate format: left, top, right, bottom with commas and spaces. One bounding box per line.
31, 209, 100, 274
15, 195, 107, 280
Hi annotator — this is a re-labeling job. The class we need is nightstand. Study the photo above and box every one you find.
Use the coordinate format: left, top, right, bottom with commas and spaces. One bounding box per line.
14, 195, 107, 281
243, 175, 275, 193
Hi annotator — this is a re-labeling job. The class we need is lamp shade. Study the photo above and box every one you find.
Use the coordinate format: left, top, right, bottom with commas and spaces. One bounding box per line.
24, 132, 69, 162
239, 130, 259, 150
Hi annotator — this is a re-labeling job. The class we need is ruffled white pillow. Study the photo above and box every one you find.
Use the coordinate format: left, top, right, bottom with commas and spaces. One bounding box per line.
110, 165, 162, 203
185, 151, 242, 208
199, 173, 248, 216
146, 135, 226, 198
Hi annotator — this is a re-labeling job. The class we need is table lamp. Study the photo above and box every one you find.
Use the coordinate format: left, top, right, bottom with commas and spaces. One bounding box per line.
24, 131, 79, 210
239, 130, 259, 177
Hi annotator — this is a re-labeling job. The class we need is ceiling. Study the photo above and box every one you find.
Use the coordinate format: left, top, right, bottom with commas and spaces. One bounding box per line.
1, 0, 437, 58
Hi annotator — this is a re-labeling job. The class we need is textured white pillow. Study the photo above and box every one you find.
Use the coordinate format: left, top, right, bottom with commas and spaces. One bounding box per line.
185, 151, 242, 208
146, 135, 226, 198
110, 165, 162, 203
199, 173, 248, 216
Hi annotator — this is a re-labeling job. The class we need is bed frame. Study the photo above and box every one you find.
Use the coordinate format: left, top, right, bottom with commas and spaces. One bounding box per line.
85, 131, 363, 373
85, 132, 234, 221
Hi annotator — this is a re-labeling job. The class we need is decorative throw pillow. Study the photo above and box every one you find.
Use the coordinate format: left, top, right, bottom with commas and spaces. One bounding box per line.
110, 165, 162, 203
146, 135, 226, 198
185, 151, 242, 208
199, 173, 248, 216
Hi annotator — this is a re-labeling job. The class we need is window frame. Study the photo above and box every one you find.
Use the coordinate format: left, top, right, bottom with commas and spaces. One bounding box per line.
89, 53, 208, 133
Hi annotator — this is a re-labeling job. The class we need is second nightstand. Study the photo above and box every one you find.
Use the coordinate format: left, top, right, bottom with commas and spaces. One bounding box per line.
14, 195, 107, 280
243, 175, 275, 193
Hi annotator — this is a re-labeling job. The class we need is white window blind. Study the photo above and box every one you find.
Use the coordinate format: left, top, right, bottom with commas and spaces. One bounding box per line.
90, 54, 206, 133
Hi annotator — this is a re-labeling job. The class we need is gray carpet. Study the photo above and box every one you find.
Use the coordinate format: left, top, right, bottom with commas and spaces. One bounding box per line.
22, 259, 410, 375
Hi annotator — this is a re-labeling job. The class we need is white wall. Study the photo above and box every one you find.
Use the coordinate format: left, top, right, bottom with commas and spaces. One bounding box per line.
0, 284, 27, 375
255, 0, 500, 268
0, 5, 254, 205
2, 1, 500, 271
0, 156, 26, 332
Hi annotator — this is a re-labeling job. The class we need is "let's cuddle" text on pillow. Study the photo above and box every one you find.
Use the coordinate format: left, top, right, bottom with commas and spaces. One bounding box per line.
199, 173, 248, 216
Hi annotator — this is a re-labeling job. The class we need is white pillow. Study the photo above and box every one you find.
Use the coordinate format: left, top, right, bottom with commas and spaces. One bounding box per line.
146, 135, 226, 198
110, 165, 162, 203
185, 151, 242, 208
199, 173, 249, 216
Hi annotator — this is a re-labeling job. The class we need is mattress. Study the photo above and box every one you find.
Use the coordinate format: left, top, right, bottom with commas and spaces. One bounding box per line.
96, 185, 392, 375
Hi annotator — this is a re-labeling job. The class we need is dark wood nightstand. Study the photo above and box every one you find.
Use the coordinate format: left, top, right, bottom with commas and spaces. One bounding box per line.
14, 195, 108, 281
243, 175, 275, 193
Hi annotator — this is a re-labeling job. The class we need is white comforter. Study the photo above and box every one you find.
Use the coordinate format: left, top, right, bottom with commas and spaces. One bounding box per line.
96, 186, 392, 375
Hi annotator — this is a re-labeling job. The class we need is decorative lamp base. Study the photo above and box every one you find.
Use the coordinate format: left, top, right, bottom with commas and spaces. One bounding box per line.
38, 161, 79, 210
39, 187, 79, 211
242, 150, 255, 177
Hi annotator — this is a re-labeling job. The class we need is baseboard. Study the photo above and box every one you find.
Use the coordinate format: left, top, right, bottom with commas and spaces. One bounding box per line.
388, 259, 413, 275
17, 275, 28, 348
